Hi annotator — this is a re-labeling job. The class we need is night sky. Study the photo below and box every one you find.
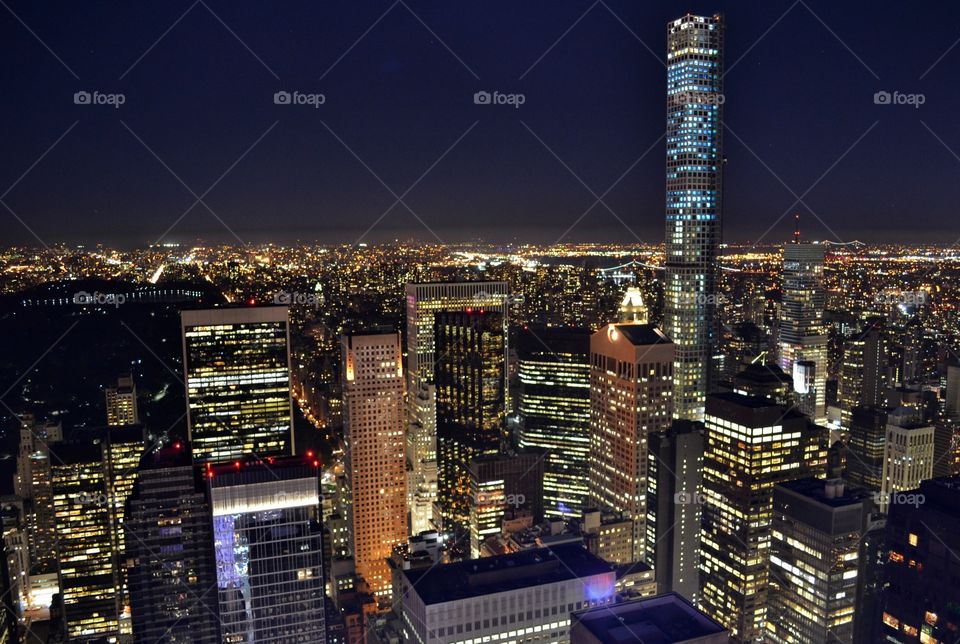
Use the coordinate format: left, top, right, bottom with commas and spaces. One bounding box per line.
2, 1, 958, 247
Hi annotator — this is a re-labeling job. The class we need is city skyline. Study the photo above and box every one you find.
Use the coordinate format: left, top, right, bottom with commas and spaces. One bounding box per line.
1, 5, 959, 644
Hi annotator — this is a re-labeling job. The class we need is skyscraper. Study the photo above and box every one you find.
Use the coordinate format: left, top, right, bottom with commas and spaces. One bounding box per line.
128, 445, 219, 643
517, 326, 591, 519
105, 373, 139, 426
646, 419, 703, 603
434, 310, 506, 552
879, 407, 934, 512
208, 457, 326, 642
50, 425, 145, 641
407, 381, 438, 536
839, 318, 888, 429
589, 322, 674, 563
341, 329, 407, 602
13, 414, 61, 574
846, 405, 890, 491
766, 477, 875, 643
664, 13, 725, 422
181, 306, 294, 463
779, 236, 829, 423
698, 392, 824, 642
404, 282, 510, 390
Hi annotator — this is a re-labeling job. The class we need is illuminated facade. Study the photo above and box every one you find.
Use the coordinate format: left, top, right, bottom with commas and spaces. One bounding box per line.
646, 420, 703, 603
341, 330, 407, 602
50, 426, 145, 641
434, 310, 506, 552
846, 405, 890, 491
664, 13, 724, 422
181, 306, 294, 464
589, 323, 674, 563
879, 408, 934, 513
779, 241, 829, 423
128, 448, 219, 643
878, 477, 960, 643
105, 373, 138, 426
699, 393, 824, 642
14, 414, 61, 574
517, 326, 591, 519
208, 458, 326, 643
408, 381, 439, 536
766, 477, 874, 643
398, 544, 615, 644
467, 450, 545, 558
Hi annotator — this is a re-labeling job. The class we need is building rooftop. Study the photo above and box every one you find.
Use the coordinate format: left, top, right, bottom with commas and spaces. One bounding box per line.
572, 592, 726, 644
402, 543, 612, 605
777, 477, 873, 509
612, 323, 670, 346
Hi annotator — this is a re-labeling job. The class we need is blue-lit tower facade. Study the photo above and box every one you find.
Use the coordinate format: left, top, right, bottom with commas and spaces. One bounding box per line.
664, 13, 724, 421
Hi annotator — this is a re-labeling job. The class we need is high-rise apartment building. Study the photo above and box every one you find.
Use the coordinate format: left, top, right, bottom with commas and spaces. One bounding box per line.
127, 445, 219, 643
434, 310, 506, 552
646, 420, 703, 602
208, 457, 326, 643
105, 373, 139, 426
766, 477, 875, 643
589, 322, 674, 563
181, 306, 294, 463
877, 476, 960, 643
879, 407, 934, 512
341, 329, 407, 602
699, 393, 824, 642
517, 326, 591, 519
664, 13, 724, 422
779, 239, 829, 423
13, 414, 61, 574
398, 543, 615, 644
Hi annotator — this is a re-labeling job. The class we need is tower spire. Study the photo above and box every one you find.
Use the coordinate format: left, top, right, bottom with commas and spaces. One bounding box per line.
793, 213, 801, 243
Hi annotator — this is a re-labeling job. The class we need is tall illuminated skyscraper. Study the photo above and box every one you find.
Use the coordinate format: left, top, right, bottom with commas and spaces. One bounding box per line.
664, 13, 725, 422
407, 381, 438, 535
434, 310, 506, 553
14, 414, 61, 573
208, 457, 326, 642
699, 393, 824, 642
181, 306, 294, 463
517, 326, 591, 519
341, 329, 407, 602
589, 322, 674, 563
779, 234, 829, 423
839, 318, 888, 429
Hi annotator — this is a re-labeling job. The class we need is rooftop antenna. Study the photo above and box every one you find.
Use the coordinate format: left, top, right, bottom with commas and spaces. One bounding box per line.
793, 213, 801, 244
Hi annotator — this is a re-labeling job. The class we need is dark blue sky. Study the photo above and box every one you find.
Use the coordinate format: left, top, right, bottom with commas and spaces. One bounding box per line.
2, 1, 958, 246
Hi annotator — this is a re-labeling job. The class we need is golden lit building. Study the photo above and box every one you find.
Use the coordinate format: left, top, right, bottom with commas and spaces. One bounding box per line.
342, 330, 407, 603
699, 393, 825, 643
105, 374, 138, 426
588, 323, 674, 563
